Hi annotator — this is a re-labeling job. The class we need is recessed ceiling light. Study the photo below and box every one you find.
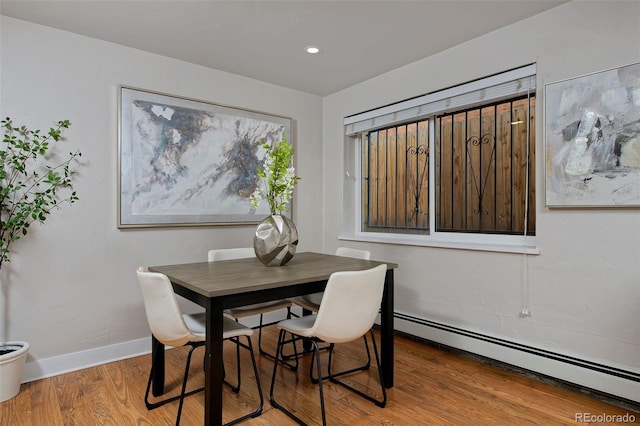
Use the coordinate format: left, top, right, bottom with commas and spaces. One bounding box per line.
305, 46, 321, 54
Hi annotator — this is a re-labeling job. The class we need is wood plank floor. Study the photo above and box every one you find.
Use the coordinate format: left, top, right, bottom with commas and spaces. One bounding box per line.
1, 327, 637, 425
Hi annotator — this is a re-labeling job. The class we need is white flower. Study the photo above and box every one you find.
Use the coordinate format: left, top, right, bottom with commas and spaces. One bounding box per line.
251, 134, 300, 215
250, 188, 263, 210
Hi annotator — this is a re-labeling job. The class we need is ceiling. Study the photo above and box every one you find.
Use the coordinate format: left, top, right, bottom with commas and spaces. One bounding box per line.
0, 0, 567, 96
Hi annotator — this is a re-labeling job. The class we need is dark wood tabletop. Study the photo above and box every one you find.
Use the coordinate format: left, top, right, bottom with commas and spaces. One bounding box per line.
150, 251, 398, 297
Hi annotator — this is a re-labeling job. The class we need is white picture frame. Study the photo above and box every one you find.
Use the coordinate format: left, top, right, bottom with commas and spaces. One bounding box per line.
544, 62, 640, 207
118, 86, 292, 227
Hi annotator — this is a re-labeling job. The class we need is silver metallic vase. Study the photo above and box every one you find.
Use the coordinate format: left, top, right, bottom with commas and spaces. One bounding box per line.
253, 214, 298, 266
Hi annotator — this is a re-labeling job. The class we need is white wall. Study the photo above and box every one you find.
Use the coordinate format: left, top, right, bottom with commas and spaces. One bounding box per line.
2, 1, 639, 402
0, 16, 323, 368
323, 1, 639, 400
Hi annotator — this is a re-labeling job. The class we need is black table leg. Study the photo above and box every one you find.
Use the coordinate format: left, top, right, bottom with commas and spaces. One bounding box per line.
205, 299, 225, 426
151, 335, 165, 396
380, 269, 394, 388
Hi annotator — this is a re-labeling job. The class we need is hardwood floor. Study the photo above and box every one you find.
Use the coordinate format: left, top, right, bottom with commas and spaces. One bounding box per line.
1, 328, 637, 425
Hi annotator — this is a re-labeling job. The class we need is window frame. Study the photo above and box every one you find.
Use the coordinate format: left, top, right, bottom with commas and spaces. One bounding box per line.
342, 66, 539, 255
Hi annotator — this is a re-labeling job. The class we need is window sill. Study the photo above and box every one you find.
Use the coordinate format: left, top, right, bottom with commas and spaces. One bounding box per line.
339, 232, 540, 255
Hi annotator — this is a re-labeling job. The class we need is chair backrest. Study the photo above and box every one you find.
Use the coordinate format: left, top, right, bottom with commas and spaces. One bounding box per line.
311, 264, 387, 344
208, 247, 254, 261
136, 267, 193, 347
335, 246, 371, 260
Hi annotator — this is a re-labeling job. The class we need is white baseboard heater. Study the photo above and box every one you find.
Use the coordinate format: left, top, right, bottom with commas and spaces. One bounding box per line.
394, 312, 640, 405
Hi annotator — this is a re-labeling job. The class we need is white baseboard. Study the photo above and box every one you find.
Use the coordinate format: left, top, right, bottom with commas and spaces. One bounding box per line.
23, 337, 151, 383
21, 309, 292, 384
394, 312, 640, 404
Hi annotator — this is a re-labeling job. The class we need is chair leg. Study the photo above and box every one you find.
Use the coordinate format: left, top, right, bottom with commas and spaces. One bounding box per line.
309, 342, 334, 384
270, 330, 327, 426
256, 311, 300, 371
314, 340, 328, 426
257, 313, 268, 355
279, 308, 298, 360
327, 329, 387, 408
224, 336, 264, 426
175, 343, 201, 426
209, 345, 237, 395
143, 338, 263, 426
222, 337, 242, 393
311, 334, 372, 383
283, 333, 331, 363
282, 308, 330, 362
144, 344, 204, 411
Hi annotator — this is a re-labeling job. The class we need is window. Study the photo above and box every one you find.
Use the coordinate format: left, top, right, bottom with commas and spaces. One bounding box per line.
362, 121, 430, 234
435, 96, 535, 235
346, 65, 537, 252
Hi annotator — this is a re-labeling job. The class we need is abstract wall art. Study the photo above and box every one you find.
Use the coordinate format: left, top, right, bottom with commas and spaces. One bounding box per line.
544, 62, 640, 207
118, 86, 292, 227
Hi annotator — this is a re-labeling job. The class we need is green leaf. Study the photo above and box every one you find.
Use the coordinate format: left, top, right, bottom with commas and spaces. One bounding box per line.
0, 117, 81, 267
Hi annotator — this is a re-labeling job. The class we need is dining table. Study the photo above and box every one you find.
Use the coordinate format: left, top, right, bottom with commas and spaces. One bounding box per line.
149, 251, 397, 426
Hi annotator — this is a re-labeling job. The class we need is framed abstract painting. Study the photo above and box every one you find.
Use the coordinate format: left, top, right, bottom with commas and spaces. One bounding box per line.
544, 62, 640, 207
118, 86, 292, 227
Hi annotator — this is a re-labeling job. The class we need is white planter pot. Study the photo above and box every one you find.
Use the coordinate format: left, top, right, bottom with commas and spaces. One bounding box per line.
0, 341, 29, 402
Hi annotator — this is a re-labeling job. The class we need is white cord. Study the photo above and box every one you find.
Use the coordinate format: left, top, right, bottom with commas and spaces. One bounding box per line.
520, 253, 531, 317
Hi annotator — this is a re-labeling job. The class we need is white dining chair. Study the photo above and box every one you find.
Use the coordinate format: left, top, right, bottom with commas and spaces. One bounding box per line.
269, 264, 388, 425
208, 248, 298, 370
136, 267, 263, 426
289, 247, 371, 313
288, 246, 372, 380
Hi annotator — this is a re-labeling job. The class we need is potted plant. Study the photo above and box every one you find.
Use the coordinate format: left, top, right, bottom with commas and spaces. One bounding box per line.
0, 117, 81, 401
250, 134, 300, 266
